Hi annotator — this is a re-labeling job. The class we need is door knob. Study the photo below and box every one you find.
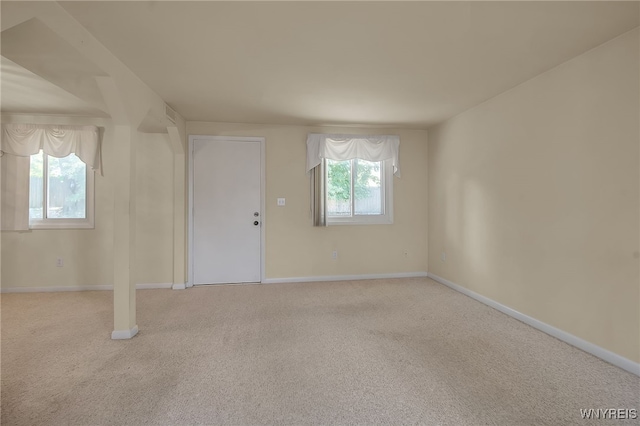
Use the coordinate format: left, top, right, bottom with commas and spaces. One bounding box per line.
253, 221, 259, 226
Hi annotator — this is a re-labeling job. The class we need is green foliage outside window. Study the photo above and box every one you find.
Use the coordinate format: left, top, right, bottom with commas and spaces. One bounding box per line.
327, 159, 380, 201
29, 151, 87, 219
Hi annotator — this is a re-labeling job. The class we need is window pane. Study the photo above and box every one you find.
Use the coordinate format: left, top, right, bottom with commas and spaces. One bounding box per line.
47, 154, 86, 219
327, 159, 351, 216
29, 151, 44, 219
354, 160, 382, 215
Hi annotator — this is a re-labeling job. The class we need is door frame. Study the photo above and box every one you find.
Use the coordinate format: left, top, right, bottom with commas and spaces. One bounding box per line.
187, 135, 266, 287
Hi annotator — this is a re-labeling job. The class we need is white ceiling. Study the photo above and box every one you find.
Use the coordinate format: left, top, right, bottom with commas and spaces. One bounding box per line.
1, 56, 107, 117
2, 1, 639, 128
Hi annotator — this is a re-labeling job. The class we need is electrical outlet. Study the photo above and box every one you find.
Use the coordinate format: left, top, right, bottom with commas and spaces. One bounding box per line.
441, 252, 446, 262
332, 250, 338, 260
56, 258, 64, 267
277, 198, 285, 206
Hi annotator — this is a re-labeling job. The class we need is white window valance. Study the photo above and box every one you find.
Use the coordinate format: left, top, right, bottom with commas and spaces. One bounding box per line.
306, 133, 401, 177
1, 124, 101, 174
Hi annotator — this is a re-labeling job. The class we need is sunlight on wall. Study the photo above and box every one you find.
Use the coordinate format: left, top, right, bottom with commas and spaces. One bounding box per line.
428, 29, 639, 362
462, 178, 492, 293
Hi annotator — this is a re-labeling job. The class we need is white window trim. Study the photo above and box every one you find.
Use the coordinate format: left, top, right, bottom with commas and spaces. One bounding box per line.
28, 154, 95, 230
326, 159, 394, 226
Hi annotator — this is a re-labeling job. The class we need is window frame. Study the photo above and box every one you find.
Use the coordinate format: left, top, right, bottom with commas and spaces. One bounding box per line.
325, 158, 394, 226
29, 152, 95, 230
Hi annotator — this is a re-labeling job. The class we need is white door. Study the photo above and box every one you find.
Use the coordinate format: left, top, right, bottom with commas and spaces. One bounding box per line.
192, 137, 262, 284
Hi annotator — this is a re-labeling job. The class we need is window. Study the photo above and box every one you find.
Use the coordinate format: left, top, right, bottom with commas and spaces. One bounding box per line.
306, 133, 400, 227
28, 150, 94, 229
325, 158, 393, 225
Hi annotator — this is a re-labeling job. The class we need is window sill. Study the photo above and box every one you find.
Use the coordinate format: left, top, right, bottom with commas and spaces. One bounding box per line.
29, 220, 94, 230
327, 216, 393, 226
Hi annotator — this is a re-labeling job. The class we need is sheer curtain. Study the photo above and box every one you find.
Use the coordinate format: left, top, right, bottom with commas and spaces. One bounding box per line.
306, 133, 400, 226
306, 133, 400, 177
1, 124, 101, 173
0, 124, 101, 231
310, 160, 326, 226
0, 154, 30, 231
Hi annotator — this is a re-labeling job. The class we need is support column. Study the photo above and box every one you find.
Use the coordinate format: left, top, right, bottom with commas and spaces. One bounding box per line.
172, 153, 186, 289
112, 125, 138, 339
167, 125, 187, 290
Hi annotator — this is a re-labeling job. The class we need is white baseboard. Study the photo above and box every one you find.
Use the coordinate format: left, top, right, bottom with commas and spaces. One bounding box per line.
262, 271, 428, 284
111, 325, 139, 340
0, 285, 113, 293
136, 283, 173, 290
1, 283, 172, 293
172, 283, 186, 290
427, 272, 640, 377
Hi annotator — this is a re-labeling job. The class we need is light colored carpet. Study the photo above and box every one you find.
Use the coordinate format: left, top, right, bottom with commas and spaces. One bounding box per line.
1, 277, 638, 425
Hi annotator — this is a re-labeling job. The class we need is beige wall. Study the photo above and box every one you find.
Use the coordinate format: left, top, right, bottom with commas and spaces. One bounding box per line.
427, 29, 639, 362
0, 117, 175, 289
1, 116, 114, 289
1, 119, 426, 288
187, 122, 429, 279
